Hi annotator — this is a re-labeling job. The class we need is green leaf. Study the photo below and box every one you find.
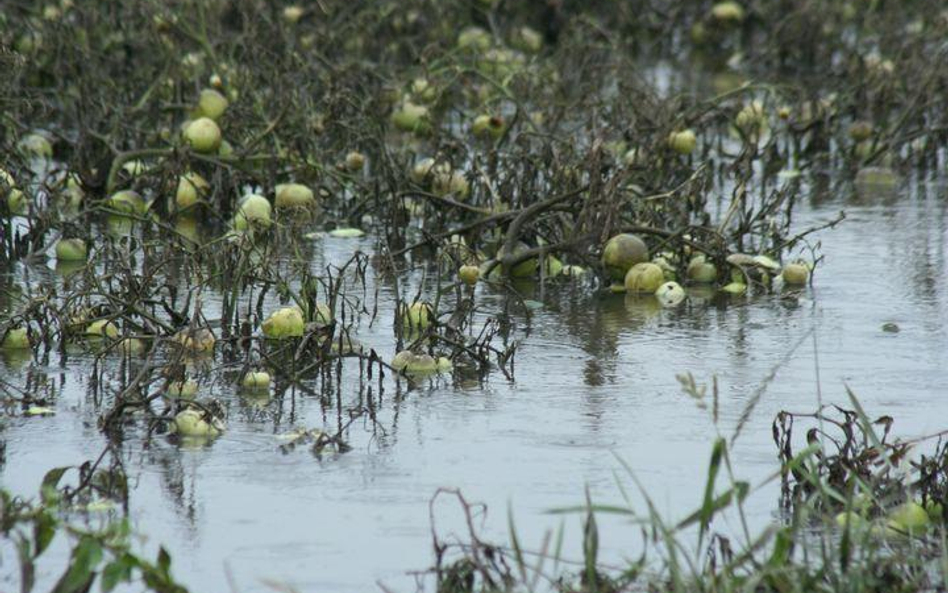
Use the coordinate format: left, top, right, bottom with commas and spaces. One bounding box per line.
41, 467, 71, 504
546, 503, 635, 516
767, 527, 793, 568
700, 439, 726, 531
845, 385, 894, 470
33, 510, 57, 556
100, 554, 137, 593
51, 536, 103, 593
693, 437, 727, 552
157, 546, 172, 574
676, 481, 749, 531
552, 520, 565, 575
583, 489, 598, 590
507, 507, 528, 584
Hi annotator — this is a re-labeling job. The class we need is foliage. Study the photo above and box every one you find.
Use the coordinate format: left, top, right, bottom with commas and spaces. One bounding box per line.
1, 462, 188, 593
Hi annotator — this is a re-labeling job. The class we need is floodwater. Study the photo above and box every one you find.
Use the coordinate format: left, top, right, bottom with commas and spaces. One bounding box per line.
1, 166, 947, 592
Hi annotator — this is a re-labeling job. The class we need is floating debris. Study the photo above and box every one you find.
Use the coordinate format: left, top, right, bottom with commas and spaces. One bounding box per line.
328, 227, 365, 238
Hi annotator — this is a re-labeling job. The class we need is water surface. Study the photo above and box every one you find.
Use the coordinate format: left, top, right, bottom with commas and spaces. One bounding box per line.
2, 169, 947, 592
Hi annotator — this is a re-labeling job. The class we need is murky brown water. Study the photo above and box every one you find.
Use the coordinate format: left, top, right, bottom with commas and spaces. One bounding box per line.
2, 165, 947, 591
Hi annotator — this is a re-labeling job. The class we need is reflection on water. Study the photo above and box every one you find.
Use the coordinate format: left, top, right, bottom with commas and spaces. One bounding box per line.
1, 173, 947, 592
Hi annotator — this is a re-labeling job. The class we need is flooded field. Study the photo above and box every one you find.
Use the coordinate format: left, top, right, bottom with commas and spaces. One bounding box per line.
3, 1, 948, 592
3, 169, 945, 591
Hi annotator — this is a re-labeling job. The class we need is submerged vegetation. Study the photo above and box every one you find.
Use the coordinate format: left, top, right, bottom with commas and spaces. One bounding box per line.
1, 0, 946, 590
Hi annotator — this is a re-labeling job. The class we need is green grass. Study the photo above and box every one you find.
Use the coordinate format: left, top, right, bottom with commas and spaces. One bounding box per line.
423, 382, 948, 593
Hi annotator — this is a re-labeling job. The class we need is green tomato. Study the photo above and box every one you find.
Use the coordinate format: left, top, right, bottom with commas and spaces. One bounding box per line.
2, 169, 27, 215
497, 242, 538, 278
175, 172, 210, 210
602, 234, 649, 281
1, 327, 30, 350
108, 190, 148, 215
711, 1, 745, 24
400, 302, 433, 332
391, 350, 450, 376
457, 26, 491, 52
174, 408, 224, 437
543, 255, 563, 278
510, 26, 543, 53
308, 302, 333, 326
835, 511, 866, 530
274, 183, 315, 209
197, 88, 228, 120
391, 101, 430, 134
459, 265, 480, 286
625, 262, 665, 293
262, 307, 305, 339
925, 500, 944, 522
173, 328, 216, 353
668, 129, 697, 155
431, 169, 470, 200
167, 379, 199, 399
55, 238, 87, 261
241, 371, 271, 391
410, 158, 436, 185
183, 117, 222, 153
234, 194, 272, 229
119, 337, 146, 356
345, 151, 365, 171
781, 263, 809, 285
18, 133, 53, 158
687, 256, 718, 283
85, 319, 119, 339
655, 281, 685, 307
888, 502, 930, 535
472, 114, 506, 140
